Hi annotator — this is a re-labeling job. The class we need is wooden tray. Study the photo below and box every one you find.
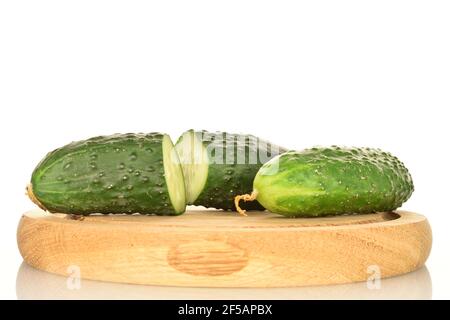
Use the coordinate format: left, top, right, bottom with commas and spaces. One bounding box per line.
17, 209, 432, 287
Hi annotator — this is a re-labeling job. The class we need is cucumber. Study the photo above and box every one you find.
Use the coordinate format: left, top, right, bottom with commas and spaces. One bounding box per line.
235, 146, 414, 217
28, 133, 186, 215
175, 130, 287, 211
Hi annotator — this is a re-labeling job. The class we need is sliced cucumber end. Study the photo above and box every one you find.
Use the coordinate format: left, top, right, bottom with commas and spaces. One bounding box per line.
162, 135, 187, 213
175, 131, 208, 204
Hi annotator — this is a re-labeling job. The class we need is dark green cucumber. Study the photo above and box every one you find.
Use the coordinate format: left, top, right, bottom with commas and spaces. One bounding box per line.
236, 146, 414, 217
29, 133, 186, 215
175, 130, 287, 211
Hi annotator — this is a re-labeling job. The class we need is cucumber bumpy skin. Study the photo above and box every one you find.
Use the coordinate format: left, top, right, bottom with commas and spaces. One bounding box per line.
175, 130, 287, 211
28, 133, 186, 215
235, 146, 414, 217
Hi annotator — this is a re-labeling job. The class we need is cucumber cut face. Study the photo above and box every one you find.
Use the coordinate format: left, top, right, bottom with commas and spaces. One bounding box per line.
162, 135, 187, 213
174, 131, 208, 204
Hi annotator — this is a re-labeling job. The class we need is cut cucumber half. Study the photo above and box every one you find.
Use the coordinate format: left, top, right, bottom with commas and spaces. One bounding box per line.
29, 133, 187, 215
175, 130, 287, 211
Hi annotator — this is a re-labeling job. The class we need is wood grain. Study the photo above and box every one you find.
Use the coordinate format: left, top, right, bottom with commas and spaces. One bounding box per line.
17, 209, 432, 287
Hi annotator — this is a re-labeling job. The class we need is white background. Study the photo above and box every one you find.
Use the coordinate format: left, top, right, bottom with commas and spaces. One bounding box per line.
1, 1, 449, 299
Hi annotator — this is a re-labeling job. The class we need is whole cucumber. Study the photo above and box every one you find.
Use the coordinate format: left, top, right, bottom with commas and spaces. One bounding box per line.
28, 133, 186, 215
235, 146, 414, 217
175, 130, 287, 211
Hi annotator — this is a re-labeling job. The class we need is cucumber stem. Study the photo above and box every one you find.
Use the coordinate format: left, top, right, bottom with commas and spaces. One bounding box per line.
234, 191, 258, 216
26, 183, 47, 211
